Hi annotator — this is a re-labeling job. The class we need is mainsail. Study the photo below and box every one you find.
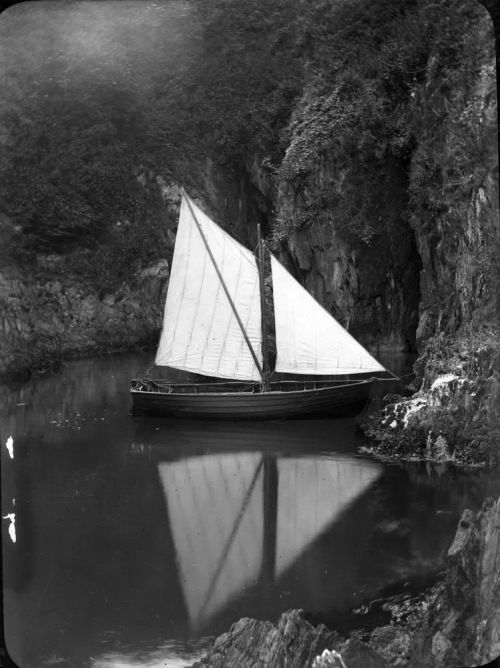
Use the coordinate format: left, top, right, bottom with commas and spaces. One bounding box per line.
271, 256, 386, 375
155, 196, 263, 381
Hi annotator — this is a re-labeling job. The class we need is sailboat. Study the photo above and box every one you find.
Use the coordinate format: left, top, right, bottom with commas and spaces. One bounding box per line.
130, 191, 392, 419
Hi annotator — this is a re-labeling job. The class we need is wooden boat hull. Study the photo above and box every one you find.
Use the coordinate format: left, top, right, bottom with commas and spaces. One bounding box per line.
130, 379, 374, 420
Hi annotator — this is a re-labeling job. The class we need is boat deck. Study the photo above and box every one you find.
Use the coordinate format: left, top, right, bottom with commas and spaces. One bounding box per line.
131, 378, 367, 395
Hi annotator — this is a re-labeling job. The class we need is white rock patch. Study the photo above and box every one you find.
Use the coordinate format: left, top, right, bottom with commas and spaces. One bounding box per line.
401, 397, 427, 427
431, 374, 458, 390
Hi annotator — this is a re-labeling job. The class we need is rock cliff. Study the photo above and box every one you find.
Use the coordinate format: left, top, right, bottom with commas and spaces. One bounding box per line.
412, 496, 500, 666
190, 610, 388, 668
265, 4, 497, 355
0, 259, 168, 381
272, 156, 420, 352
355, 6, 499, 463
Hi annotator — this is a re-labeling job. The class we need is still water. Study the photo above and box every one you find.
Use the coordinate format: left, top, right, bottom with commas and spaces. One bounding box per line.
2, 353, 500, 668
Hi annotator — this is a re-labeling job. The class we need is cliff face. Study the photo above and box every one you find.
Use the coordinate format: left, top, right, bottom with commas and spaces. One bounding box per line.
359, 49, 499, 464
272, 155, 420, 352
413, 496, 500, 666
0, 159, 267, 381
259, 1, 498, 355
0, 260, 168, 380
410, 55, 498, 343
414, 168, 499, 344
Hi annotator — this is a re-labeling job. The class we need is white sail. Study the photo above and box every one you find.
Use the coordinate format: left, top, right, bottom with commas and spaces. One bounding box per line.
155, 196, 263, 381
271, 256, 386, 375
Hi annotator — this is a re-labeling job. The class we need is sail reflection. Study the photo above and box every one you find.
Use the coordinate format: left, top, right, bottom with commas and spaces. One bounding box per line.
159, 453, 264, 630
136, 419, 382, 632
275, 457, 379, 578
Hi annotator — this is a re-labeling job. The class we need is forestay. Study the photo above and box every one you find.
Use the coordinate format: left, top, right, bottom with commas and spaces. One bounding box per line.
155, 196, 263, 381
271, 256, 386, 375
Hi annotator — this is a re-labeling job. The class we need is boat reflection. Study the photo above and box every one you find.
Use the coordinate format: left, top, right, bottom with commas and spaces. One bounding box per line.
133, 418, 382, 633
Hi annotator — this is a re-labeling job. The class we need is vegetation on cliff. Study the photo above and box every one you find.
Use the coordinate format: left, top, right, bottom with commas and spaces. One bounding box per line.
2, 1, 494, 278
0, 2, 179, 289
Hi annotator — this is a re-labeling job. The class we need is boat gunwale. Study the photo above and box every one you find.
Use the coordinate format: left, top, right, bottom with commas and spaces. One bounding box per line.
130, 378, 375, 398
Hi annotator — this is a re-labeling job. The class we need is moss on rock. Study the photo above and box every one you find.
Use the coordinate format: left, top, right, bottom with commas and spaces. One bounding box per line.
361, 331, 500, 467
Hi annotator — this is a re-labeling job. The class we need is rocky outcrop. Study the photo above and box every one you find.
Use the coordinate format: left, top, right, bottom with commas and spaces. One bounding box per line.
361, 332, 500, 467
0, 258, 169, 380
264, 4, 497, 359
410, 55, 498, 344
190, 610, 388, 668
190, 498, 500, 668
412, 497, 500, 666
272, 154, 420, 352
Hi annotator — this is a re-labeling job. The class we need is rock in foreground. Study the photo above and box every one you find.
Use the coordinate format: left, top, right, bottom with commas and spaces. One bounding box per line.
191, 610, 388, 668
413, 496, 500, 667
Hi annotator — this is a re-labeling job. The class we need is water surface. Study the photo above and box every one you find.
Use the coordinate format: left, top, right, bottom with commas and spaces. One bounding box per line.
2, 353, 499, 668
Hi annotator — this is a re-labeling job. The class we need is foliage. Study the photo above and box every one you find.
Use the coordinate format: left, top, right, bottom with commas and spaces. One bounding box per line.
60, 205, 169, 295
0, 0, 495, 300
0, 2, 183, 285
408, 2, 496, 227
272, 0, 494, 249
153, 0, 303, 166
0, 0, 303, 286
2, 85, 140, 247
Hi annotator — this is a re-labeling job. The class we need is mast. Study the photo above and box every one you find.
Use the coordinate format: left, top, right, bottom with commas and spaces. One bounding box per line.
181, 189, 264, 381
257, 223, 270, 392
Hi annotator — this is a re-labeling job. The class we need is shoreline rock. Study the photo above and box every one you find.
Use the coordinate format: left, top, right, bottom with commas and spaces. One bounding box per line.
361, 332, 500, 469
